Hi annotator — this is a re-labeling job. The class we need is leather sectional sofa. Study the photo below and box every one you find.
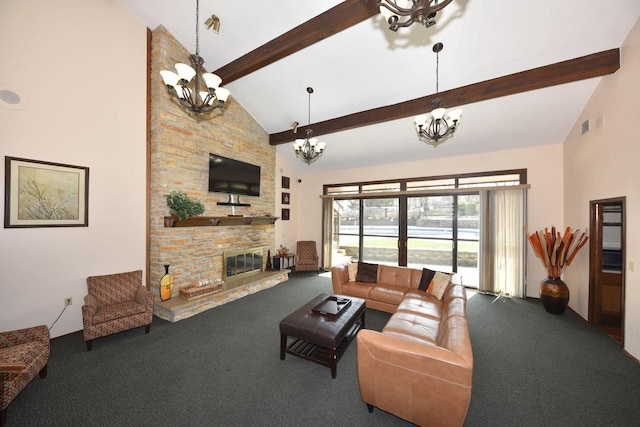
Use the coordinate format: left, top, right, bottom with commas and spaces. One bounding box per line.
331, 263, 473, 427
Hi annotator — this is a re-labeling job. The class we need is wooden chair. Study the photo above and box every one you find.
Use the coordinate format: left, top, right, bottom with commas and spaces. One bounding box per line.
82, 270, 154, 351
0, 325, 50, 427
296, 241, 320, 274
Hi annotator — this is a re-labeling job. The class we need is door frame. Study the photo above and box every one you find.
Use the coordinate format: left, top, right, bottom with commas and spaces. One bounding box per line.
588, 196, 625, 345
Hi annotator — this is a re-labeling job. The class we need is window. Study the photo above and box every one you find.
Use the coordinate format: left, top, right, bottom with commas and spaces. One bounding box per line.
325, 169, 526, 288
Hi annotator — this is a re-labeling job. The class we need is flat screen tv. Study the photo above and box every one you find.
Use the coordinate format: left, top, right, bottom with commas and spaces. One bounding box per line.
208, 153, 261, 197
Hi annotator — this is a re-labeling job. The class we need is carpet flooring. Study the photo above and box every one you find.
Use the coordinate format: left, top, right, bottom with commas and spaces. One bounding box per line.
7, 273, 640, 426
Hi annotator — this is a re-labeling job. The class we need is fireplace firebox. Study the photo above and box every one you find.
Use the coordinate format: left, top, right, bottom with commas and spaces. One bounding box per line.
223, 247, 264, 280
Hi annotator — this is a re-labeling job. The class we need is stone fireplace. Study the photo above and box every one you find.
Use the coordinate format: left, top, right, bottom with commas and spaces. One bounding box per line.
224, 247, 264, 280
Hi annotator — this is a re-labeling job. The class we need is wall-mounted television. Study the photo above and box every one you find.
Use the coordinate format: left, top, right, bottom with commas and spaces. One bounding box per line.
208, 153, 261, 197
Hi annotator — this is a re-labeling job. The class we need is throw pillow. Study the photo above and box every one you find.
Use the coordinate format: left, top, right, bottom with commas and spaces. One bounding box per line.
347, 262, 358, 282
356, 261, 378, 283
419, 268, 436, 291
430, 271, 451, 300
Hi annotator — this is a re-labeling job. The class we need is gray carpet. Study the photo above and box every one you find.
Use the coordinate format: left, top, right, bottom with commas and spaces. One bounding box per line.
7, 273, 640, 426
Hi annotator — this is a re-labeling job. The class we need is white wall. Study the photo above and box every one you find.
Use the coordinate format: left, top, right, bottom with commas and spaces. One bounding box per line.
0, 0, 147, 338
563, 16, 640, 359
295, 144, 564, 298
274, 153, 300, 255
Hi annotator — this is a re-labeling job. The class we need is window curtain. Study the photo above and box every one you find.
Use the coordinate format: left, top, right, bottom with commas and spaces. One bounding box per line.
479, 188, 526, 297
321, 197, 334, 269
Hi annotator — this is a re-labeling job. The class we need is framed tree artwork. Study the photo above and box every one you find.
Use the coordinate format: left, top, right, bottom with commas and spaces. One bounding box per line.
282, 192, 290, 205
281, 208, 290, 221
4, 156, 89, 228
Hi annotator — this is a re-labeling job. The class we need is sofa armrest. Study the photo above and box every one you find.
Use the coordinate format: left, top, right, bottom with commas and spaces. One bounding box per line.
82, 293, 98, 319
135, 286, 154, 312
331, 264, 349, 294
0, 325, 50, 350
357, 329, 472, 427
0, 362, 27, 372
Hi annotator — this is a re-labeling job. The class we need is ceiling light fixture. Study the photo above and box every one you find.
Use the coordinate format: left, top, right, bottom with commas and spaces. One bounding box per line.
159, 0, 229, 115
414, 42, 462, 147
204, 15, 220, 33
377, 0, 454, 31
293, 87, 326, 165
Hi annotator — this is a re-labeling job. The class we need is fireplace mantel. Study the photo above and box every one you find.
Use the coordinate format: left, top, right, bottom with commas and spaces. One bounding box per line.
164, 215, 278, 227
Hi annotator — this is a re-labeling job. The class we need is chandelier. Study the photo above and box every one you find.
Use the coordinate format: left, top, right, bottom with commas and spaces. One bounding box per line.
414, 42, 462, 147
293, 87, 326, 165
377, 0, 454, 31
159, 0, 229, 115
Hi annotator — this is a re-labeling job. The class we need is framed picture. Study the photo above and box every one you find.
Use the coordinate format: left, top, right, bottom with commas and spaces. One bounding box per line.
281, 176, 290, 189
4, 156, 89, 228
281, 192, 290, 205
281, 208, 290, 221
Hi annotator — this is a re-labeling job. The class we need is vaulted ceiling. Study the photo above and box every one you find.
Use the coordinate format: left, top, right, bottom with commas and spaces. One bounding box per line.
119, 0, 640, 173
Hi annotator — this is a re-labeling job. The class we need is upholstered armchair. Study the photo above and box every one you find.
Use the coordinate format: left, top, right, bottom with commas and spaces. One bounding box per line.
296, 241, 319, 274
82, 270, 154, 351
0, 325, 50, 427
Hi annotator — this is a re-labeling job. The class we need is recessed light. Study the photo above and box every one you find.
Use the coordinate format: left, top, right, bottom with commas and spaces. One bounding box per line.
0, 85, 30, 111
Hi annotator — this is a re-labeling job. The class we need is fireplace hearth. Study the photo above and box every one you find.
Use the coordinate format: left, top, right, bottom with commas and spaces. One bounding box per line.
224, 247, 264, 280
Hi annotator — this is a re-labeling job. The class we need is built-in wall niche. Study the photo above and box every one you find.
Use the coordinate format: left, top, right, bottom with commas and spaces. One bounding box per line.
602, 205, 622, 250
602, 203, 622, 272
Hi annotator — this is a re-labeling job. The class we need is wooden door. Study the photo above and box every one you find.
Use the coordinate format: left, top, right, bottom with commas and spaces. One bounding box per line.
589, 198, 625, 344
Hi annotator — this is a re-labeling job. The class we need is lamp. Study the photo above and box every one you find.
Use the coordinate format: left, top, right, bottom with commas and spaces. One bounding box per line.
293, 87, 326, 165
204, 15, 220, 33
377, 0, 454, 31
414, 42, 462, 147
159, 0, 229, 115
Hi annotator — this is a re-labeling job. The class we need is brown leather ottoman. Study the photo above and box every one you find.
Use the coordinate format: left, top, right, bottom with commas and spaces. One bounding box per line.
279, 293, 366, 378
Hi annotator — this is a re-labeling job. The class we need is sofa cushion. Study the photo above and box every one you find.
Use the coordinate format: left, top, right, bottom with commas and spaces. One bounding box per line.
347, 262, 358, 281
341, 282, 375, 299
91, 301, 146, 324
429, 272, 451, 300
398, 292, 443, 319
370, 285, 407, 307
418, 268, 436, 291
356, 262, 378, 283
382, 311, 441, 345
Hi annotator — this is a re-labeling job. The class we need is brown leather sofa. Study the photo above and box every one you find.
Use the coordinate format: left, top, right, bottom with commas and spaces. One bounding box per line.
331, 263, 473, 427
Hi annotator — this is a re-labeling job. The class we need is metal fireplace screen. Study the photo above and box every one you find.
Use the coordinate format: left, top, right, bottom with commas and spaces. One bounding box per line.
223, 246, 263, 280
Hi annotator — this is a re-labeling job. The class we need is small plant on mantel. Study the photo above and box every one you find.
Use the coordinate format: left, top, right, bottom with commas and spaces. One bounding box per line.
165, 191, 205, 220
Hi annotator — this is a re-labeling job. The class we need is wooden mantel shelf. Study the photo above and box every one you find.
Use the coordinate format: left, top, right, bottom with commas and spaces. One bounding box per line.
164, 215, 278, 227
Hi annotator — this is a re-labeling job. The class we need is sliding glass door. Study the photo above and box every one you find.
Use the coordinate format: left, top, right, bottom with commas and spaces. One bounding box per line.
362, 198, 399, 266
407, 195, 454, 272
332, 194, 479, 286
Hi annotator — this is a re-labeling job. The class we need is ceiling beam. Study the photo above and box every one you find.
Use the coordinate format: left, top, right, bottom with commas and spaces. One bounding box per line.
213, 0, 379, 84
269, 48, 620, 145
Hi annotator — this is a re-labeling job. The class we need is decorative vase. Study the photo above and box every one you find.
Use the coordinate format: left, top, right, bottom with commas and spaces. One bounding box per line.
160, 264, 174, 302
539, 277, 569, 314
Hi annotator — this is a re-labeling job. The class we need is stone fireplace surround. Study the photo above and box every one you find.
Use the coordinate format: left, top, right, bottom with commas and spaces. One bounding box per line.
149, 26, 283, 320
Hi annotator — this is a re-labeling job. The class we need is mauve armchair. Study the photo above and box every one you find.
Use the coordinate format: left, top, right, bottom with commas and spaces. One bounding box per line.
296, 241, 320, 274
82, 270, 154, 351
0, 325, 50, 427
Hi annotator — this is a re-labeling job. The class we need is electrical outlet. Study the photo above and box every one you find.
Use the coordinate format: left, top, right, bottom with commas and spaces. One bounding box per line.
65, 297, 72, 306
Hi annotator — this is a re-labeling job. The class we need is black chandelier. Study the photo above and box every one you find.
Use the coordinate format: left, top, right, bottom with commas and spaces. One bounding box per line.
414, 42, 462, 147
159, 0, 229, 115
377, 0, 454, 31
293, 87, 326, 165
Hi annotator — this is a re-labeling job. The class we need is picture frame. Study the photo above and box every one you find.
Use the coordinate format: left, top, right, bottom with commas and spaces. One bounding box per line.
281, 208, 290, 221
4, 156, 89, 228
281, 176, 290, 189
281, 192, 290, 205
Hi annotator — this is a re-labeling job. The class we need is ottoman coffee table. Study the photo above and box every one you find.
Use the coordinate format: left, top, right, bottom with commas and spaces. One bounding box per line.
279, 293, 366, 378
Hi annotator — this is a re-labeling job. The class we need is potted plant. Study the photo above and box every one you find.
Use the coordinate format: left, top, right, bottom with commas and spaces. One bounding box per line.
526, 226, 589, 314
165, 191, 205, 220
